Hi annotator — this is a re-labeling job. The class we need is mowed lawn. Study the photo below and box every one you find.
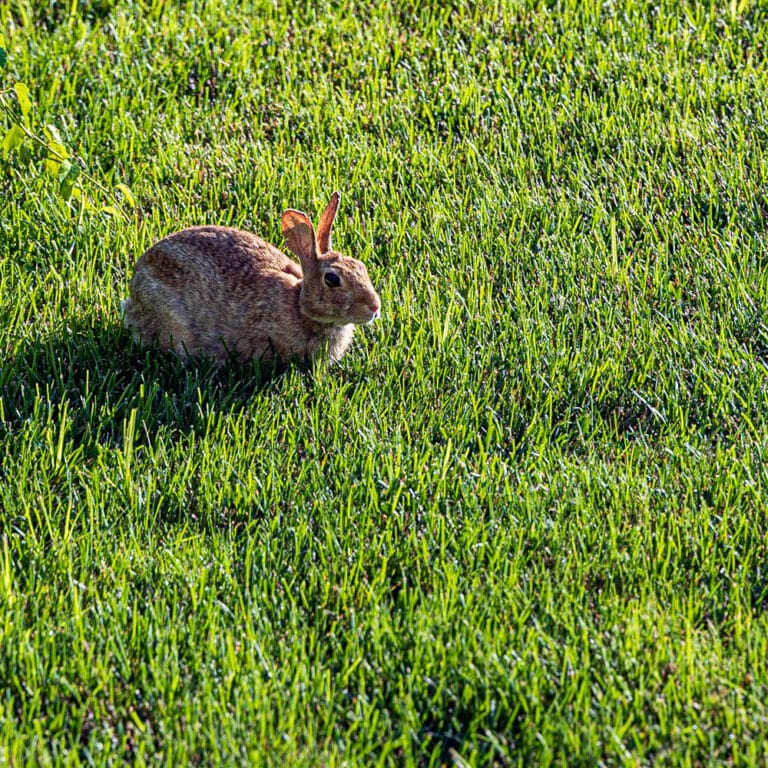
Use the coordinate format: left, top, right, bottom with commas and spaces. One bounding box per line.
2, 0, 768, 765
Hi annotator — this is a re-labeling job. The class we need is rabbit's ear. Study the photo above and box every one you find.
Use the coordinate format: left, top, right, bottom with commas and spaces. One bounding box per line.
317, 191, 340, 254
282, 210, 318, 266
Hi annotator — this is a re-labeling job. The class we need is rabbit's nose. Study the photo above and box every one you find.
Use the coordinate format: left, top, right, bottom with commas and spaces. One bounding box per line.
369, 300, 380, 315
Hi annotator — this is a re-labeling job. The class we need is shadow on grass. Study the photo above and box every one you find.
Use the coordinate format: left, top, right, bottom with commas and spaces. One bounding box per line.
0, 316, 286, 448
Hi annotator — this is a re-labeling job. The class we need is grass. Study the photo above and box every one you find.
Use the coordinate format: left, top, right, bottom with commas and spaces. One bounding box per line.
2, 0, 768, 764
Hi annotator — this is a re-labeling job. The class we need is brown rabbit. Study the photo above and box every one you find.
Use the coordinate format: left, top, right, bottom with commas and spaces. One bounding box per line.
122, 192, 381, 365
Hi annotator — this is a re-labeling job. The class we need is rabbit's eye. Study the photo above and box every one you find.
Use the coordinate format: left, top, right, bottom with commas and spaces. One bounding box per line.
324, 272, 341, 288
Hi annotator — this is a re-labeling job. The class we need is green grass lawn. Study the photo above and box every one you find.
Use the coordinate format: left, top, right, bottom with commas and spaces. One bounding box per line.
2, 0, 768, 764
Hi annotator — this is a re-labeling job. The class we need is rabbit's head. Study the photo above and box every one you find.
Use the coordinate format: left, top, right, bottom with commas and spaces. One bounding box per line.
282, 192, 381, 326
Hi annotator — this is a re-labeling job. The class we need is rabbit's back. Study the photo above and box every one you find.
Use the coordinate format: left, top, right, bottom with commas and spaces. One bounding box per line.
138, 226, 301, 285
123, 226, 308, 361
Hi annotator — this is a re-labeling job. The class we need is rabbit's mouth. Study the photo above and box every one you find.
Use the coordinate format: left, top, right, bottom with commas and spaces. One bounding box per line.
362, 296, 381, 324
353, 303, 380, 325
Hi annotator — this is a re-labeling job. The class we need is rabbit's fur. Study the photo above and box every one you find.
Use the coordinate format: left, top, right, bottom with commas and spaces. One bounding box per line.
122, 192, 381, 365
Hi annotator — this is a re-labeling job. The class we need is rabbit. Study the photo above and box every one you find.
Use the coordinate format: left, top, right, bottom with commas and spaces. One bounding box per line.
121, 192, 381, 366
